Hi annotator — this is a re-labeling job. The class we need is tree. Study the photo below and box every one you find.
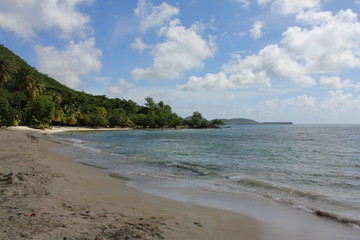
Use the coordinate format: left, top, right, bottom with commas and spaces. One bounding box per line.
0, 97, 14, 126
64, 105, 83, 126
190, 111, 203, 127
16, 67, 45, 100
210, 119, 225, 128
83, 113, 108, 128
25, 96, 55, 128
145, 97, 156, 110
0, 61, 11, 86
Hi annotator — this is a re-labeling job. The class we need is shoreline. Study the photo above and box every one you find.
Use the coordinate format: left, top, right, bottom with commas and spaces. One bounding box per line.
2, 126, 360, 239
0, 127, 259, 239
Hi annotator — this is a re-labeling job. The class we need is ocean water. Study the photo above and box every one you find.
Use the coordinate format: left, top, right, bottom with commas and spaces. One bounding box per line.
51, 125, 360, 229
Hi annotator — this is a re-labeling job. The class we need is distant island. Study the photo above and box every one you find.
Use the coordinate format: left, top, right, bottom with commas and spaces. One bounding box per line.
218, 118, 293, 125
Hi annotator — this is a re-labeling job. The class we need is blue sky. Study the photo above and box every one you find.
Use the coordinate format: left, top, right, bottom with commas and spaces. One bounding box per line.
1, 0, 360, 123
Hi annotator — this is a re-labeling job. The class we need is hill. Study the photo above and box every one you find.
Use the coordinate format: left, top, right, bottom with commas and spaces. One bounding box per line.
218, 118, 259, 124
0, 44, 183, 128
216, 118, 293, 125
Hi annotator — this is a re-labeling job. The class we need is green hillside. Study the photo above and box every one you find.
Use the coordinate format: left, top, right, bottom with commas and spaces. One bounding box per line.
0, 44, 184, 128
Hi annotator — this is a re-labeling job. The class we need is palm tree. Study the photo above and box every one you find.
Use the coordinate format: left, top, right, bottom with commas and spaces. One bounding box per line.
53, 106, 65, 125
17, 67, 45, 100
64, 105, 83, 126
53, 94, 62, 104
0, 61, 11, 86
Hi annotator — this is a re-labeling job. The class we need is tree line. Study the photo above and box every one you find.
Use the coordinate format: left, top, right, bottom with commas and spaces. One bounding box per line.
0, 44, 223, 129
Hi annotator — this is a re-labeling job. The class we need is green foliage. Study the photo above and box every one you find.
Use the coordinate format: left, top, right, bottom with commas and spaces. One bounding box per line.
210, 119, 225, 128
83, 113, 108, 128
25, 96, 55, 128
0, 97, 14, 126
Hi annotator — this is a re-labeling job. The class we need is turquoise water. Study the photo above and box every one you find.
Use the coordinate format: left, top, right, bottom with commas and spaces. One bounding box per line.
52, 125, 360, 228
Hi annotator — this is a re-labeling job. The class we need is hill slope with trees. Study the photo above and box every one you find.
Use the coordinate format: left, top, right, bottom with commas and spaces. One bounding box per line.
0, 44, 224, 129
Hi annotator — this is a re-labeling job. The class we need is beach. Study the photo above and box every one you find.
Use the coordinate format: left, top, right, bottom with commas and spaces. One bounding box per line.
2, 126, 360, 240
0, 127, 259, 240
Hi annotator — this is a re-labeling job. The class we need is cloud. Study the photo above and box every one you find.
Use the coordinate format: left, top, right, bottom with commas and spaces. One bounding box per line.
36, 38, 101, 88
284, 10, 360, 73
292, 75, 317, 88
319, 76, 354, 90
284, 94, 317, 108
181, 9, 360, 92
134, 0, 179, 32
107, 79, 134, 97
131, 19, 216, 81
131, 37, 152, 53
234, 0, 250, 9
250, 21, 265, 39
0, 0, 93, 40
258, 0, 321, 15
319, 90, 360, 111
181, 44, 302, 91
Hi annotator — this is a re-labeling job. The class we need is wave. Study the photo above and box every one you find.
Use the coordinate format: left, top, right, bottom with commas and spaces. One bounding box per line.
68, 138, 86, 144
165, 161, 212, 176
227, 175, 360, 229
228, 175, 323, 200
313, 210, 360, 229
72, 142, 103, 154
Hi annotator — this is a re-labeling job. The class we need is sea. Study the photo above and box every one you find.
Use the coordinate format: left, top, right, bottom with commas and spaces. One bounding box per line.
50, 124, 360, 231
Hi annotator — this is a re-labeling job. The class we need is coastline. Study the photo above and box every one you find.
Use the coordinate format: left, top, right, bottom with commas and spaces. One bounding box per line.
0, 127, 259, 239
2, 126, 360, 240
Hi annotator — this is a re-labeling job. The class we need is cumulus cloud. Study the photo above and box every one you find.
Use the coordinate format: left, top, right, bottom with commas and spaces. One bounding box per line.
283, 9, 360, 73
250, 21, 265, 39
258, 0, 321, 15
181, 44, 302, 91
107, 79, 134, 97
284, 94, 317, 108
292, 75, 317, 88
319, 76, 354, 89
134, 0, 179, 32
181, 9, 360, 92
319, 90, 360, 111
0, 0, 93, 40
131, 37, 152, 53
36, 38, 101, 88
131, 19, 216, 81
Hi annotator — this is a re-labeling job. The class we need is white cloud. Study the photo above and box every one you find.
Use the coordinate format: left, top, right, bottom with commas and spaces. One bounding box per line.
283, 10, 360, 73
181, 44, 302, 91
250, 21, 265, 39
134, 0, 179, 32
179, 72, 232, 91
292, 75, 317, 88
319, 90, 360, 111
131, 37, 152, 53
181, 9, 360, 92
36, 38, 101, 88
258, 0, 321, 15
284, 94, 317, 108
107, 79, 134, 97
0, 0, 93, 40
234, 0, 250, 9
132, 19, 216, 81
319, 76, 353, 89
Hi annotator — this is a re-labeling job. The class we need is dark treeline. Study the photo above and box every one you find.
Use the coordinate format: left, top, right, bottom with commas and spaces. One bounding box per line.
0, 44, 223, 129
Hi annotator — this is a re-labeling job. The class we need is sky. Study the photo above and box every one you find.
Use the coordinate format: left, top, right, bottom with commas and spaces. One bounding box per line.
1, 0, 360, 124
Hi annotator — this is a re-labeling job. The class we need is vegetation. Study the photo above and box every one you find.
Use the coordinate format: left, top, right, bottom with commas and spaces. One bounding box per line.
0, 44, 221, 129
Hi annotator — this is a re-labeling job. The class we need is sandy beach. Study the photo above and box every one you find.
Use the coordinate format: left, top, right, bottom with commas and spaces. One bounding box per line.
0, 127, 259, 240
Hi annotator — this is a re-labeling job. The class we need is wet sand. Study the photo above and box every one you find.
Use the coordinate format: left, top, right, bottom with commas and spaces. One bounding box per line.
0, 127, 259, 240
